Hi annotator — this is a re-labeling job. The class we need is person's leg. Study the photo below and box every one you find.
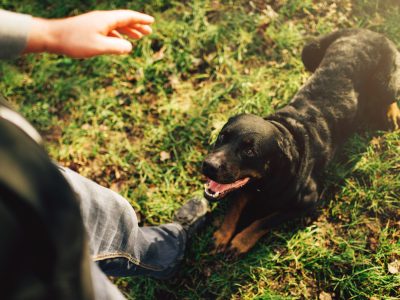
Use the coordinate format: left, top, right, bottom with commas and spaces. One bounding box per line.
60, 166, 187, 279
90, 260, 127, 300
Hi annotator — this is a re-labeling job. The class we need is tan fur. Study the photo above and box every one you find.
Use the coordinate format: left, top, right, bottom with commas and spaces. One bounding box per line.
212, 193, 249, 253
387, 102, 400, 130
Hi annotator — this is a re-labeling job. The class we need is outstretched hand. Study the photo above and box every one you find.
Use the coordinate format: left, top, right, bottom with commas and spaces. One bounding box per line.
24, 10, 154, 58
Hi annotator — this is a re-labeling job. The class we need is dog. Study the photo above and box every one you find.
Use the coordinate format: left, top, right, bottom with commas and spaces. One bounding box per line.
202, 29, 400, 257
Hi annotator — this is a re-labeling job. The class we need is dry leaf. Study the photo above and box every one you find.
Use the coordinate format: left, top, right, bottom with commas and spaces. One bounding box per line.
388, 260, 400, 274
160, 151, 171, 161
319, 291, 332, 300
153, 46, 166, 61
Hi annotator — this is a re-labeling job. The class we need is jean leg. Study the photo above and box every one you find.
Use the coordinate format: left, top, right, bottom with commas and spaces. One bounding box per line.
59, 167, 187, 279
90, 261, 126, 300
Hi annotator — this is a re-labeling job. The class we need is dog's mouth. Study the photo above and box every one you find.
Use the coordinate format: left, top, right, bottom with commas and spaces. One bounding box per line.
204, 177, 250, 200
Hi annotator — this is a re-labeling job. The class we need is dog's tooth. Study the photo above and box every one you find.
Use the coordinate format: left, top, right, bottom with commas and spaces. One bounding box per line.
214, 191, 220, 198
205, 189, 215, 198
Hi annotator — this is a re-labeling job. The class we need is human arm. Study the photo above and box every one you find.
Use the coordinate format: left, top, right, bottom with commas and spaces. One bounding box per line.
0, 9, 154, 59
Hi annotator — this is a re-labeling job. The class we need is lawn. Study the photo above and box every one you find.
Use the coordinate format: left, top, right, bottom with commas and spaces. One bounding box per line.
0, 0, 399, 299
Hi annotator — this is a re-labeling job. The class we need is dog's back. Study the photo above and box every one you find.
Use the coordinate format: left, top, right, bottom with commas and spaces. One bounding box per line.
301, 29, 400, 131
273, 29, 400, 152
267, 29, 400, 191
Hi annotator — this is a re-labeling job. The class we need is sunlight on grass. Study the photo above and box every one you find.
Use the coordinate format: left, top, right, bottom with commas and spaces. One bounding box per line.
0, 0, 399, 299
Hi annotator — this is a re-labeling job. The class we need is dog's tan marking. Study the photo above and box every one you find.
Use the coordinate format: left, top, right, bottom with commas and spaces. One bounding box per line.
387, 102, 400, 130
227, 212, 278, 257
212, 193, 250, 253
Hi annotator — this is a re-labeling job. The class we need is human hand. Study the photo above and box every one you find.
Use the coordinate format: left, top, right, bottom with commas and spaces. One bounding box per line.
24, 10, 154, 58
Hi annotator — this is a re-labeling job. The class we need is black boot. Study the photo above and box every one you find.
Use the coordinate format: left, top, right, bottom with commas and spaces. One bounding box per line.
173, 196, 209, 239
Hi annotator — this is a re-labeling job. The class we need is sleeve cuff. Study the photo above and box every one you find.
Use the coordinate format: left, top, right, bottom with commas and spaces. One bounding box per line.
0, 10, 33, 59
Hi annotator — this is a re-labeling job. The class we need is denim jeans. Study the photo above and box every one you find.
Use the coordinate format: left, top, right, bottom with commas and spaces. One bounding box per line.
60, 167, 187, 299
0, 96, 186, 299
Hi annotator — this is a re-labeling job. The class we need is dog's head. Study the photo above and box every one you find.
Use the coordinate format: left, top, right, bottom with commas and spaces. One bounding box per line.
202, 113, 292, 201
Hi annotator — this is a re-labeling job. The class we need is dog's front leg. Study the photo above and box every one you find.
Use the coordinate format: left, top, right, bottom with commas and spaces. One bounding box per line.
212, 192, 250, 254
387, 102, 400, 130
225, 211, 300, 258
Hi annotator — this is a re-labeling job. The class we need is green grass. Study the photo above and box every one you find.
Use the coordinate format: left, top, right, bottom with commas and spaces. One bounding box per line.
1, 0, 399, 299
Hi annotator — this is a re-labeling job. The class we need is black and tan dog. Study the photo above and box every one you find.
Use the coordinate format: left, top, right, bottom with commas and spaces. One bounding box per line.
202, 29, 400, 257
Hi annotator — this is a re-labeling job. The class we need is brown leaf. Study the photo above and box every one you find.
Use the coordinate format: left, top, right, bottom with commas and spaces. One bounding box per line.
153, 46, 166, 61
110, 181, 123, 193
368, 237, 378, 252
319, 291, 332, 300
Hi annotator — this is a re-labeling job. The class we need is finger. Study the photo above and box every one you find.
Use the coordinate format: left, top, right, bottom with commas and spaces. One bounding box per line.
109, 29, 123, 38
132, 24, 152, 35
117, 27, 144, 39
104, 10, 155, 27
96, 36, 133, 55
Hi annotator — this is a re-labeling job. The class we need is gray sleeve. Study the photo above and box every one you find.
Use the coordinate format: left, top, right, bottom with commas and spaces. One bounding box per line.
0, 10, 33, 59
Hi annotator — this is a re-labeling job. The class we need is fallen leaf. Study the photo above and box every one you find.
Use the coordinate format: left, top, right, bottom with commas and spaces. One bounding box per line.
368, 237, 378, 252
82, 123, 91, 130
388, 260, 400, 274
153, 46, 166, 61
319, 291, 332, 300
110, 181, 123, 193
160, 151, 171, 161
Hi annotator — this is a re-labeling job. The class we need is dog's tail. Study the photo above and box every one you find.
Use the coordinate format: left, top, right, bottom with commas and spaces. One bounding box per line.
301, 29, 365, 72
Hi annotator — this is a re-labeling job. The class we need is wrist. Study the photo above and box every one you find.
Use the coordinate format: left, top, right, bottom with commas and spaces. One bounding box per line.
24, 17, 58, 54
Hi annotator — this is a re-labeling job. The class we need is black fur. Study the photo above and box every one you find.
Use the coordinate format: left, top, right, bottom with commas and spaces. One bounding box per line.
202, 29, 400, 253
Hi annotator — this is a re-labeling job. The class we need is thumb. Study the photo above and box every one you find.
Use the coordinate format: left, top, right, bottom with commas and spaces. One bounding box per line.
96, 36, 133, 55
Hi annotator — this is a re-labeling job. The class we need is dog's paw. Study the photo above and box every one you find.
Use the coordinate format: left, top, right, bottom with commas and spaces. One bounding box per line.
224, 235, 252, 260
211, 230, 231, 254
224, 245, 242, 261
387, 102, 400, 131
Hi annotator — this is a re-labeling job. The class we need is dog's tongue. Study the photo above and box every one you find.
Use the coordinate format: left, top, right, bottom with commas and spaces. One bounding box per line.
208, 177, 250, 193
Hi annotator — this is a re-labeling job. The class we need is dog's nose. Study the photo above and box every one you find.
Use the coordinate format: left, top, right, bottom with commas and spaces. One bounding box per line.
202, 153, 225, 177
202, 159, 218, 177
